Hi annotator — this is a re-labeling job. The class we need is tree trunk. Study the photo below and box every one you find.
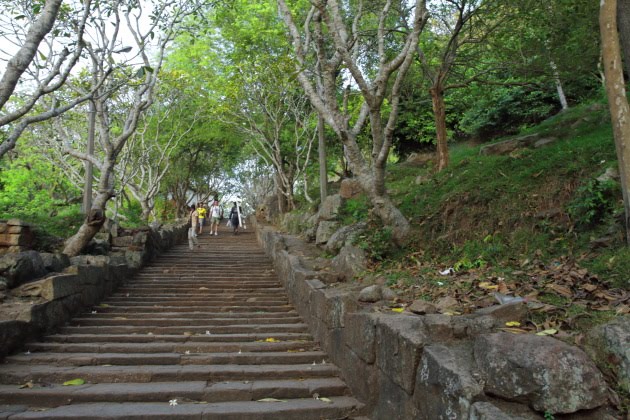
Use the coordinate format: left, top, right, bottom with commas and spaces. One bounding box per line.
63, 167, 114, 256
550, 59, 569, 110
355, 173, 410, 245
601, 0, 630, 244
318, 114, 328, 202
345, 138, 410, 245
617, 0, 630, 75
430, 85, 449, 171
0, 0, 63, 110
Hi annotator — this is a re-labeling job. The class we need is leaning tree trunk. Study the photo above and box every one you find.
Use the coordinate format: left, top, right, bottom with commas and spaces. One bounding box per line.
601, 0, 630, 244
63, 166, 114, 256
550, 59, 569, 110
430, 85, 449, 171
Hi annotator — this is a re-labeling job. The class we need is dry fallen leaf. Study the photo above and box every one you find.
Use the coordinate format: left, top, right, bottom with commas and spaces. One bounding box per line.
546, 284, 573, 298
478, 282, 499, 290
18, 381, 34, 389
257, 398, 288, 402
498, 327, 529, 334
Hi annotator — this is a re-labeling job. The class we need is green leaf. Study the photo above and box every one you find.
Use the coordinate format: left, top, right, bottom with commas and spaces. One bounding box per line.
63, 378, 85, 386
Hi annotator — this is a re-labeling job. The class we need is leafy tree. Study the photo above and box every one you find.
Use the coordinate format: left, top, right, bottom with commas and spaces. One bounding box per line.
0, 0, 94, 157
60, 0, 201, 256
118, 76, 201, 222
277, 0, 429, 244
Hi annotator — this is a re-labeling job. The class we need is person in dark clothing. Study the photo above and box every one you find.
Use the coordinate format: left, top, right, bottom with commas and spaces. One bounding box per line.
229, 202, 240, 235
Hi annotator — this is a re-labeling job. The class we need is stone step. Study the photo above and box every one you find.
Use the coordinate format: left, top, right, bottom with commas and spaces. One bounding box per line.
0, 396, 362, 419
0, 228, 363, 418
67, 318, 304, 327
46, 331, 312, 342
0, 363, 341, 385
110, 290, 285, 297
0, 377, 349, 405
75, 310, 299, 319
101, 297, 289, 304
20, 340, 320, 354
59, 326, 308, 336
82, 305, 295, 313
5, 351, 328, 367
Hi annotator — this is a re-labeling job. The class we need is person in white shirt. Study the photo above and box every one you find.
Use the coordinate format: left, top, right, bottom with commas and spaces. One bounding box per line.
209, 200, 222, 236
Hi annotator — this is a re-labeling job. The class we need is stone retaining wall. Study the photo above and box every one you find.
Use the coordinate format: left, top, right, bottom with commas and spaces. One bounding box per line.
0, 221, 188, 360
253, 218, 619, 419
0, 219, 33, 254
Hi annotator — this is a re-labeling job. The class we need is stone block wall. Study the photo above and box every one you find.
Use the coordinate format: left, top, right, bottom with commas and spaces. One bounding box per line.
254, 218, 620, 419
0, 219, 33, 254
0, 221, 188, 360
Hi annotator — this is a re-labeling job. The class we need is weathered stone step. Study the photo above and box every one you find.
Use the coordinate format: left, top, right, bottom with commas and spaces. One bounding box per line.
20, 340, 320, 354
0, 396, 362, 419
92, 302, 292, 311
78, 310, 298, 319
84, 303, 295, 312
108, 289, 285, 295
68, 317, 303, 327
5, 350, 328, 367
102, 297, 289, 305
101, 297, 289, 305
58, 323, 308, 334
0, 377, 348, 406
47, 331, 312, 343
0, 363, 340, 385
83, 305, 295, 313
0, 229, 363, 419
120, 283, 282, 290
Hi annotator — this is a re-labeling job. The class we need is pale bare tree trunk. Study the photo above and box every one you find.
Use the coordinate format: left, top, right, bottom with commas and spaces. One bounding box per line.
430, 85, 449, 171
550, 59, 569, 110
318, 114, 328, 202
601, 0, 630, 244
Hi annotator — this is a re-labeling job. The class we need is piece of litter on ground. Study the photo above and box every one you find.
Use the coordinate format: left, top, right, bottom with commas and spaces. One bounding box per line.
439, 267, 454, 276
493, 292, 526, 305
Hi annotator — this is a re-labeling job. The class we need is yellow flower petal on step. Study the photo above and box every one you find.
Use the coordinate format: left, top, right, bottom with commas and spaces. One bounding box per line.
505, 321, 521, 327
535, 328, 558, 336
391, 307, 404, 313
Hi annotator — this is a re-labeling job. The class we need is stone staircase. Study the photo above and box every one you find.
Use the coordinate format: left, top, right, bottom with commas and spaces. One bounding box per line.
0, 227, 364, 419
